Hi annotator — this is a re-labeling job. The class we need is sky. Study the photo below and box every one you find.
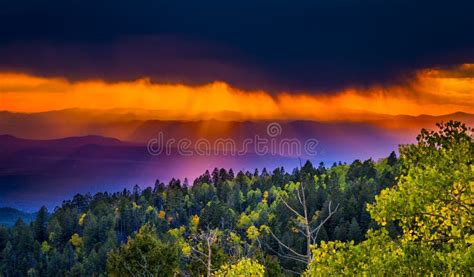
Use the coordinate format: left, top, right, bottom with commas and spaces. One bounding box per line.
0, 0, 474, 209
2, 1, 473, 86
0, 65, 473, 120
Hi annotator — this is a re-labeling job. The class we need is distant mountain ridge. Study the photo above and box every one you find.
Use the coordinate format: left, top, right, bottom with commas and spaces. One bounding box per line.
0, 207, 34, 227
0, 109, 473, 210
0, 129, 407, 210
0, 135, 131, 156
0, 108, 473, 141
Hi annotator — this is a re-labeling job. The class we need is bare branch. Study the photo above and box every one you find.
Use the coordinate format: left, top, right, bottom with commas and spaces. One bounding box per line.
263, 242, 308, 264
311, 202, 339, 236
278, 253, 309, 264
190, 245, 208, 258
191, 255, 208, 267
267, 228, 308, 259
277, 194, 304, 218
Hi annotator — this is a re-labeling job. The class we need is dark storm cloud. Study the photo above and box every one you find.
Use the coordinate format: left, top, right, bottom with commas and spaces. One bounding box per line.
0, 0, 473, 92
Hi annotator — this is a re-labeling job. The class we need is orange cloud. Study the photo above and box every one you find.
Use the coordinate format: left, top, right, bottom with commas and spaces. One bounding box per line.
0, 64, 473, 121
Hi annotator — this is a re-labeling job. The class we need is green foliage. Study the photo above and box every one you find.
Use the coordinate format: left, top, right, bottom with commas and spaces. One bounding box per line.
306, 229, 399, 275
33, 206, 48, 242
369, 121, 473, 246
3, 121, 471, 275
308, 121, 474, 275
348, 217, 362, 243
307, 228, 474, 275
41, 241, 51, 254
107, 224, 179, 276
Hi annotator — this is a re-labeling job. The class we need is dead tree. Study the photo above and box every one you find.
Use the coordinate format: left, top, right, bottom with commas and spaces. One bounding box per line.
189, 228, 220, 277
268, 174, 339, 265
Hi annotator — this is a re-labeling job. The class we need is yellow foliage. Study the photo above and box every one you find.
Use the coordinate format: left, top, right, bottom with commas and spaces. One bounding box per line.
181, 242, 191, 257
70, 233, 83, 248
215, 258, 265, 277
146, 206, 154, 214
190, 215, 200, 233
78, 213, 87, 226
132, 202, 140, 209
41, 241, 51, 254
158, 210, 166, 219
246, 226, 260, 240
229, 232, 241, 244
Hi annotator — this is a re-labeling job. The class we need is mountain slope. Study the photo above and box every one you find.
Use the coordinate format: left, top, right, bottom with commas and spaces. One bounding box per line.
0, 207, 34, 226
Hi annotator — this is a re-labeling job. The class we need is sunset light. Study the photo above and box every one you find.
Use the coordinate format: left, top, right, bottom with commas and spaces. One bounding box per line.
1, 64, 473, 120
0, 0, 472, 275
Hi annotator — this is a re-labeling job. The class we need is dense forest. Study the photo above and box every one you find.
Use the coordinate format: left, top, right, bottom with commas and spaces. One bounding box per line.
0, 121, 472, 276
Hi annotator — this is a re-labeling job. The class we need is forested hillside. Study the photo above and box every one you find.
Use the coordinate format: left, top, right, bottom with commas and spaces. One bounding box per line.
0, 121, 472, 276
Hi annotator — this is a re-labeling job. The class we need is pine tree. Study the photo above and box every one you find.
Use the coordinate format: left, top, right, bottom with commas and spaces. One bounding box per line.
34, 206, 48, 242
348, 217, 362, 242
333, 219, 349, 241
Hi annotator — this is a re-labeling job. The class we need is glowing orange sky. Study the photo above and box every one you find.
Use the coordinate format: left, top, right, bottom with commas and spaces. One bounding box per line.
0, 64, 473, 121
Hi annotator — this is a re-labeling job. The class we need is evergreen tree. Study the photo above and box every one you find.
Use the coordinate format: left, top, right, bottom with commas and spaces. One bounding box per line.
348, 217, 362, 242
1, 121, 468, 275
333, 220, 349, 241
34, 206, 48, 242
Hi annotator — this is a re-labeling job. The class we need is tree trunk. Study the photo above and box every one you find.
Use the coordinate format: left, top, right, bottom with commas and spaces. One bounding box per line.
207, 242, 212, 277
